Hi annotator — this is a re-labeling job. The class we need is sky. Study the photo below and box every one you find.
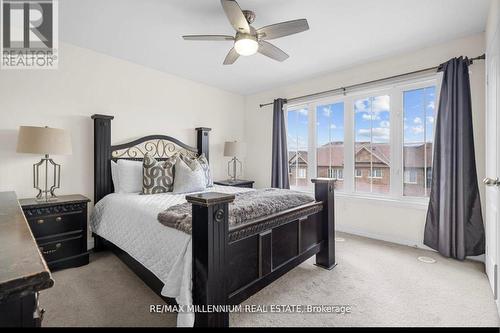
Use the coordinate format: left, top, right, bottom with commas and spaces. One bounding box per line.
403, 86, 436, 144
287, 85, 436, 151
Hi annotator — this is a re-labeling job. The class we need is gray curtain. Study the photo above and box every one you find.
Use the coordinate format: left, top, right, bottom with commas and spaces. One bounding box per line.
424, 57, 485, 260
271, 98, 290, 189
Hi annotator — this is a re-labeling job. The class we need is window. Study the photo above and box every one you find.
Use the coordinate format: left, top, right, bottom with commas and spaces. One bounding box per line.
404, 170, 418, 184
328, 168, 344, 180
317, 102, 345, 190
297, 168, 307, 179
354, 95, 390, 194
426, 168, 433, 188
287, 107, 309, 191
285, 76, 438, 202
369, 168, 384, 179
403, 86, 436, 197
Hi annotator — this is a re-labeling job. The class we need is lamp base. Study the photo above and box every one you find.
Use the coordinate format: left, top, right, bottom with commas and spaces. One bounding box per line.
35, 195, 59, 203
227, 157, 242, 181
34, 154, 61, 202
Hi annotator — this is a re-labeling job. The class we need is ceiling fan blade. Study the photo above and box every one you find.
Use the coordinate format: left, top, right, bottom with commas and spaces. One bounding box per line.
223, 47, 240, 65
257, 19, 309, 40
182, 35, 234, 41
220, 0, 250, 34
258, 41, 289, 62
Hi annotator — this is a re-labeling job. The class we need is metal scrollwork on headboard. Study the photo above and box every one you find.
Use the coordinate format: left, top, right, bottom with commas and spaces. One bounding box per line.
92, 114, 211, 204
111, 135, 198, 160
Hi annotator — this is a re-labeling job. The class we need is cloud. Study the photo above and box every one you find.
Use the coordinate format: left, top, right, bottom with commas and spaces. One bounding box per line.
358, 128, 390, 141
362, 113, 380, 121
298, 109, 308, 116
356, 96, 390, 120
411, 126, 424, 134
330, 124, 337, 129
379, 120, 390, 128
427, 116, 435, 124
322, 107, 331, 117
427, 101, 435, 110
355, 99, 369, 113
372, 95, 390, 113
414, 117, 422, 125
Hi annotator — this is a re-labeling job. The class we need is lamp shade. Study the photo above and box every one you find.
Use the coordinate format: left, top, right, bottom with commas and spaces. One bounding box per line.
17, 126, 72, 155
224, 141, 246, 157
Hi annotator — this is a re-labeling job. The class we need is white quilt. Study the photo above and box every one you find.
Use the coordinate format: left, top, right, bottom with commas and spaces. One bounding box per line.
90, 185, 253, 327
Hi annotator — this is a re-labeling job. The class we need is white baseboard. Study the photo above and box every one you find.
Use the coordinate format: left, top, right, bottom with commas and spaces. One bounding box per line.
337, 225, 485, 263
337, 225, 425, 249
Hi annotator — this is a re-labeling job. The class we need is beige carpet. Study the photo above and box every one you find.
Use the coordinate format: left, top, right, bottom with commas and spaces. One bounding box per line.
40, 233, 500, 327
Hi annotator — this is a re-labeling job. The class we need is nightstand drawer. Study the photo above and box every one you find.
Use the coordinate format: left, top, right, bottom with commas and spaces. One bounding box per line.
237, 183, 254, 188
19, 194, 90, 271
38, 233, 84, 263
26, 211, 84, 238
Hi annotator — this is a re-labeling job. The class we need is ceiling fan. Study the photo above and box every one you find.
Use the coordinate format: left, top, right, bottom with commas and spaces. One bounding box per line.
182, 0, 309, 65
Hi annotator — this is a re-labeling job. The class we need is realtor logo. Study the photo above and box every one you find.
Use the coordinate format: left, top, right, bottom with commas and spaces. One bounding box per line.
1, 0, 58, 69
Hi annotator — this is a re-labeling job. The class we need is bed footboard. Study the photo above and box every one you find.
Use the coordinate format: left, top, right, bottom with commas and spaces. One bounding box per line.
186, 178, 336, 327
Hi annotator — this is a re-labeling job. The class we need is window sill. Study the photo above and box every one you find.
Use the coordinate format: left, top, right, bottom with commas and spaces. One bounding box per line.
291, 186, 429, 210
334, 192, 429, 210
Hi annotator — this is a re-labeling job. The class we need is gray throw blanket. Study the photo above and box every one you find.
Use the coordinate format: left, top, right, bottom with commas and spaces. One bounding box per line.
157, 188, 315, 234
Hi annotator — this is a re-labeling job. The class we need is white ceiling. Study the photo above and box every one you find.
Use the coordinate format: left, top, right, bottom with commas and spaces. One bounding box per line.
60, 0, 491, 95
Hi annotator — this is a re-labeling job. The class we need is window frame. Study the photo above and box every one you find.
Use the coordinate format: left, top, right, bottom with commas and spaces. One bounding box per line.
285, 74, 440, 205
404, 169, 418, 184
400, 79, 441, 199
369, 168, 384, 179
297, 168, 307, 179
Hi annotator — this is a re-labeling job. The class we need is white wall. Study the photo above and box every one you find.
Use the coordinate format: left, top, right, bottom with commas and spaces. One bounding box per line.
486, 0, 500, 45
0, 42, 246, 202
243, 34, 486, 249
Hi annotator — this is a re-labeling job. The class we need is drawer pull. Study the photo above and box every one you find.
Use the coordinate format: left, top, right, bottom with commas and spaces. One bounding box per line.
41, 243, 61, 255
37, 219, 44, 224
55, 216, 62, 222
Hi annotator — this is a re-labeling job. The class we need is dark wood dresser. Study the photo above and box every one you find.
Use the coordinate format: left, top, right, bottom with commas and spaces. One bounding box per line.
0, 191, 54, 327
214, 179, 255, 188
19, 195, 91, 271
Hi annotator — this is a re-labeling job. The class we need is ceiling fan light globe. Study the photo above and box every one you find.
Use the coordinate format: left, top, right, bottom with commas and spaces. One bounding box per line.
234, 37, 258, 56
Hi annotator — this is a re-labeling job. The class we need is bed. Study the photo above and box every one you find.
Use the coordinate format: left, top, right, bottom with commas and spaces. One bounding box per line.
90, 114, 336, 327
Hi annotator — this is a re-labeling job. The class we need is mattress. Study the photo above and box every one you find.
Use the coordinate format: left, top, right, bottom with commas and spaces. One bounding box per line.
90, 185, 253, 327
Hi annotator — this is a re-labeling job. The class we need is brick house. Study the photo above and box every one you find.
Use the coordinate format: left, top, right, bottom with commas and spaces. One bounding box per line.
288, 151, 309, 188
289, 142, 432, 196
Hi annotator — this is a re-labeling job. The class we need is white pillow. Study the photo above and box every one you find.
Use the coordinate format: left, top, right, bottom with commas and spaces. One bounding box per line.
173, 159, 206, 194
116, 159, 143, 193
111, 161, 119, 192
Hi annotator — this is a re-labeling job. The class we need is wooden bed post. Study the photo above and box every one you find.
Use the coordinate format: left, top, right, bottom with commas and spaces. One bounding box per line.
312, 178, 337, 270
195, 127, 211, 161
186, 192, 235, 327
91, 114, 114, 204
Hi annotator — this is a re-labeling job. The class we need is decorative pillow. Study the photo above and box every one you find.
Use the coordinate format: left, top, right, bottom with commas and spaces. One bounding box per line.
173, 158, 206, 194
116, 159, 143, 193
179, 153, 213, 187
142, 153, 177, 194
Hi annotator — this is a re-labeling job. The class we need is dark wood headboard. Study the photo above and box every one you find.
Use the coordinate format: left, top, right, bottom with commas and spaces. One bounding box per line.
91, 114, 211, 203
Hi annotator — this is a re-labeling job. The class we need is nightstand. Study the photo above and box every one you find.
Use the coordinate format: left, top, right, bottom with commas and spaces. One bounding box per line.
19, 195, 90, 271
214, 179, 255, 188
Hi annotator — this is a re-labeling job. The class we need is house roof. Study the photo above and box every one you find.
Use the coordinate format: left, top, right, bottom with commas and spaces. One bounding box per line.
291, 142, 433, 168
289, 151, 308, 166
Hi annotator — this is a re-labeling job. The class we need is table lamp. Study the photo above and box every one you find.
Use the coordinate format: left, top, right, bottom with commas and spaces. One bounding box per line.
17, 126, 72, 202
223, 141, 246, 182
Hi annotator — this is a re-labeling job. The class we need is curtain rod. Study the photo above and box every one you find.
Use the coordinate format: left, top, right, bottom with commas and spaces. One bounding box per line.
259, 54, 486, 108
